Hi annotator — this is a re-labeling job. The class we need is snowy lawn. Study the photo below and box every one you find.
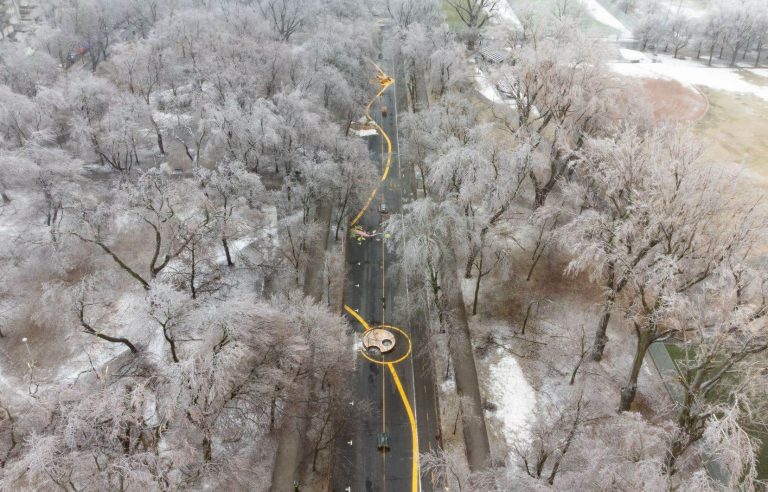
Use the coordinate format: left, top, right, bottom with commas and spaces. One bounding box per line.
486, 348, 537, 448
350, 127, 378, 137
491, 0, 522, 29
578, 0, 632, 37
695, 89, 768, 183
611, 54, 768, 102
659, 0, 707, 19
473, 66, 506, 105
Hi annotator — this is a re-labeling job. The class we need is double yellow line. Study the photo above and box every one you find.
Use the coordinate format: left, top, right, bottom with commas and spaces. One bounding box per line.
344, 62, 419, 492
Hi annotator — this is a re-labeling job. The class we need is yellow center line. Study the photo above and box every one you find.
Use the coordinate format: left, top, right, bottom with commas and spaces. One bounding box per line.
349, 72, 394, 227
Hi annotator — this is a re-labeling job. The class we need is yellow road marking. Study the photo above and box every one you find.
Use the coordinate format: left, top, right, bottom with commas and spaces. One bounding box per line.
350, 66, 394, 227
344, 304, 371, 331
387, 362, 419, 492
345, 62, 418, 492
343, 305, 419, 492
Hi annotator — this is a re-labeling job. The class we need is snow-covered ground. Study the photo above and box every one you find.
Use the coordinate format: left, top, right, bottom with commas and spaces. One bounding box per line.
486, 348, 537, 448
619, 48, 649, 63
660, 0, 707, 19
350, 127, 378, 137
473, 67, 506, 104
611, 53, 768, 101
579, 0, 632, 37
492, 0, 522, 29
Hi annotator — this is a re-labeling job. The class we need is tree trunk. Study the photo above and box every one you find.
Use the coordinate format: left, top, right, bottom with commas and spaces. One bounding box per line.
590, 305, 612, 362
150, 114, 165, 155
472, 253, 482, 316
161, 323, 179, 363
0, 190, 10, 204
756, 42, 764, 67
80, 316, 138, 354
591, 262, 616, 361
189, 246, 197, 299
203, 435, 212, 461
222, 236, 234, 267
464, 245, 478, 279
618, 330, 652, 412
156, 131, 165, 155
439, 240, 491, 471
533, 185, 549, 209
665, 400, 694, 474
730, 48, 739, 67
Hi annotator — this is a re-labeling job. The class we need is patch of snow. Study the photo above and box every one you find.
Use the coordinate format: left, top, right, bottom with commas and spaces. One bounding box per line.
578, 0, 632, 37
152, 110, 191, 129
619, 48, 648, 63
752, 69, 768, 79
487, 348, 537, 447
350, 128, 378, 137
660, 0, 706, 19
474, 67, 505, 104
215, 236, 260, 265
610, 54, 768, 101
461, 277, 475, 306
491, 0, 522, 29
0, 372, 32, 402
440, 376, 456, 394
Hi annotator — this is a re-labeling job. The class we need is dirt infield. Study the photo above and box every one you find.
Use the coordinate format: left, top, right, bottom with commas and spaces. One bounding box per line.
641, 78, 709, 122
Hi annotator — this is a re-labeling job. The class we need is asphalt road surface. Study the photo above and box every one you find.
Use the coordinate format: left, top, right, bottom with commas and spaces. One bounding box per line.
330, 25, 441, 492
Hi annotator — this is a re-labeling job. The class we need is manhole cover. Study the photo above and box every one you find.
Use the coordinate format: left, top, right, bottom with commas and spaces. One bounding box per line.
362, 328, 397, 354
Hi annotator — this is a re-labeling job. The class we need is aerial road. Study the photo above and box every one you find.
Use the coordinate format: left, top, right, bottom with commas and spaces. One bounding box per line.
330, 24, 440, 492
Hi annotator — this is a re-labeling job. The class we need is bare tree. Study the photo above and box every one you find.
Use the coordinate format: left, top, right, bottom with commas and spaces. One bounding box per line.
663, 263, 768, 476
559, 127, 701, 362
69, 170, 209, 290
258, 0, 305, 42
513, 391, 586, 486
446, 0, 498, 50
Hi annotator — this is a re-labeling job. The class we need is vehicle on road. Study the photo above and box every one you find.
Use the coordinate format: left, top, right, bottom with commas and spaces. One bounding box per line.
377, 432, 390, 451
381, 105, 388, 117
379, 202, 388, 214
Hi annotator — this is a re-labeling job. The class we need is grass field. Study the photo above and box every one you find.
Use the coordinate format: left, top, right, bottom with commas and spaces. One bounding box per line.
443, 0, 621, 36
694, 88, 768, 186
441, 0, 465, 29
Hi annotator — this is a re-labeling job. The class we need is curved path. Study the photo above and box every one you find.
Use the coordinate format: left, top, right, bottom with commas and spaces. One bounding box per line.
349, 63, 395, 227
